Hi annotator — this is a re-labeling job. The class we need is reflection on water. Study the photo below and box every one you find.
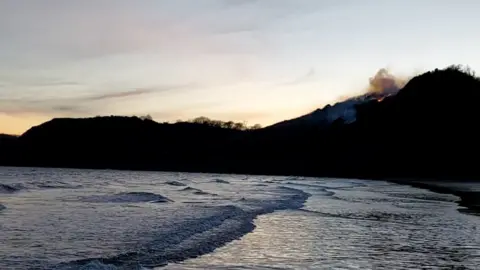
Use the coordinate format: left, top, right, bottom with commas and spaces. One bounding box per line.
166, 180, 480, 270
1, 167, 479, 269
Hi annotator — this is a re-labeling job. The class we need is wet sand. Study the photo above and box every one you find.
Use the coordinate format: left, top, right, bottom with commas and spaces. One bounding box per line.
390, 179, 480, 215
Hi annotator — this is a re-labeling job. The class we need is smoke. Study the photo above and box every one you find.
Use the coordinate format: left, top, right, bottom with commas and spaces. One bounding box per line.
367, 68, 410, 95
332, 68, 416, 105
84, 89, 153, 101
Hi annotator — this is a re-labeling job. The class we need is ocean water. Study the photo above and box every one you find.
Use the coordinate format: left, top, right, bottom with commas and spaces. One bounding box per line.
1, 167, 479, 270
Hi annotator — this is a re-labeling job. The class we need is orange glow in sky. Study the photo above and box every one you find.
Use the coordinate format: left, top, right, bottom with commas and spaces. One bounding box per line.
1, 1, 480, 134
0, 114, 49, 135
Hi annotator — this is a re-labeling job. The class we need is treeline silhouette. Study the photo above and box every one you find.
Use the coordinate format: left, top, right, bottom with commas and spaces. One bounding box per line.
179, 116, 262, 130
111, 115, 262, 130
1, 66, 480, 181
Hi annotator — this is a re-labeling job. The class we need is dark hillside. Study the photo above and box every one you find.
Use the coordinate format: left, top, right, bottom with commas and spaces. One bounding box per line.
2, 66, 480, 180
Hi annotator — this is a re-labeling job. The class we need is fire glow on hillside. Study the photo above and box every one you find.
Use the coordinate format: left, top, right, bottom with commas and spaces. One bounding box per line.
367, 68, 410, 95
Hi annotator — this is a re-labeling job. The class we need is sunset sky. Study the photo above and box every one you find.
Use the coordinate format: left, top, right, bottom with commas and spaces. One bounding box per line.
1, 0, 479, 134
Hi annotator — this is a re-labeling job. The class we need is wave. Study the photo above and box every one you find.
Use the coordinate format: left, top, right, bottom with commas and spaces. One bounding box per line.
213, 179, 230, 184
53, 187, 310, 269
36, 182, 83, 189
386, 191, 457, 203
180, 187, 217, 196
253, 183, 268, 187
284, 183, 335, 196
194, 190, 218, 196
285, 181, 367, 191
263, 178, 288, 184
84, 260, 133, 270
180, 186, 201, 192
297, 208, 420, 226
165, 181, 187, 187
285, 182, 329, 188
330, 189, 452, 206
80, 192, 173, 203
333, 182, 368, 190
1, 181, 83, 193
182, 201, 205, 204
0, 183, 23, 194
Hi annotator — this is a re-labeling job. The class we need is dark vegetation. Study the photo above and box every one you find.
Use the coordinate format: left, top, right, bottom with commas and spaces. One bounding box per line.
138, 115, 262, 130
179, 116, 262, 130
0, 134, 18, 160
1, 66, 480, 181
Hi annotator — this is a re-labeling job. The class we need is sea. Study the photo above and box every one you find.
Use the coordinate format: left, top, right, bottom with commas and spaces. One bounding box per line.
1, 167, 479, 269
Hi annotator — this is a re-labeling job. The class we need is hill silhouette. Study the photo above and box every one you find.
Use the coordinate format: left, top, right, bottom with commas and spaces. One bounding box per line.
1, 66, 479, 180
349, 65, 480, 179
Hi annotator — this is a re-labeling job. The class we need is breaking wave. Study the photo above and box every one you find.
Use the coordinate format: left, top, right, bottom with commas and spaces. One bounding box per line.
80, 192, 173, 203
53, 187, 310, 269
0, 184, 23, 194
213, 179, 230, 184
180, 187, 217, 196
165, 181, 187, 187
36, 181, 83, 189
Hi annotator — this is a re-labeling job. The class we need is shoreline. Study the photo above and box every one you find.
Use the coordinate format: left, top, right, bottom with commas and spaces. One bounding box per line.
2, 165, 479, 214
388, 179, 480, 215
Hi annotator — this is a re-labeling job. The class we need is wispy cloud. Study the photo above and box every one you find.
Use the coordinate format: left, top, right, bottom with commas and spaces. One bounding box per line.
84, 89, 154, 101
282, 68, 316, 86
0, 73, 82, 88
0, 98, 90, 116
83, 83, 196, 101
220, 0, 260, 8
0, 83, 196, 117
33, 80, 81, 87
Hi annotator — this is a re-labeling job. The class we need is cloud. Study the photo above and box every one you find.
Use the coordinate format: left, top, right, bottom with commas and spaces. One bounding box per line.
0, 1, 278, 62
0, 83, 195, 117
50, 105, 88, 114
0, 98, 90, 117
84, 89, 154, 101
282, 68, 316, 86
83, 83, 197, 102
0, 73, 82, 88
33, 80, 81, 87
220, 0, 260, 8
1, 2, 203, 60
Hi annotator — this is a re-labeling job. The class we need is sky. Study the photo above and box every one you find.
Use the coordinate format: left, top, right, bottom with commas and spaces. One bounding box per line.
1, 0, 480, 134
